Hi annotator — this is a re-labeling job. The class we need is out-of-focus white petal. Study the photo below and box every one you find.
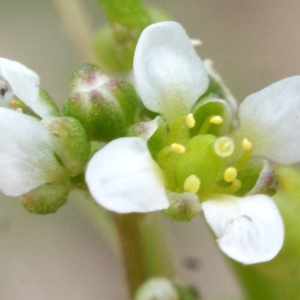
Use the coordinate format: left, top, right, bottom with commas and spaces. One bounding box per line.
85, 137, 169, 213
204, 59, 238, 116
134, 21, 209, 124
128, 116, 163, 141
237, 76, 300, 164
202, 194, 284, 264
0, 57, 41, 112
0, 108, 66, 196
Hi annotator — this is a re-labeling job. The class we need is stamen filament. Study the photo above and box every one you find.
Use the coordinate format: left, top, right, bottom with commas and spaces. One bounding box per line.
233, 138, 253, 170
199, 115, 223, 134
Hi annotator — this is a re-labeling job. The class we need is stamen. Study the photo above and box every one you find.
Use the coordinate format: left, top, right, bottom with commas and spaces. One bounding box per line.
190, 39, 202, 47
170, 143, 186, 154
213, 136, 235, 157
242, 138, 252, 151
9, 100, 19, 108
186, 113, 196, 128
223, 167, 238, 182
210, 115, 223, 125
184, 175, 201, 194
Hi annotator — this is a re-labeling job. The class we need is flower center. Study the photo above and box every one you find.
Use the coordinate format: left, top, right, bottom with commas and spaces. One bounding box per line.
213, 136, 235, 157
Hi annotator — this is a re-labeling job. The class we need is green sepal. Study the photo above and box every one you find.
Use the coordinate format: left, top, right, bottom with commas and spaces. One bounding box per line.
39, 89, 61, 118
43, 116, 91, 177
191, 97, 232, 137
235, 158, 277, 197
163, 191, 201, 222
147, 119, 168, 159
20, 181, 70, 214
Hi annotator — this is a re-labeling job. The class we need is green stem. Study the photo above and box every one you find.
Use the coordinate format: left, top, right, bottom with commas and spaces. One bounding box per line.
52, 0, 98, 62
113, 213, 148, 297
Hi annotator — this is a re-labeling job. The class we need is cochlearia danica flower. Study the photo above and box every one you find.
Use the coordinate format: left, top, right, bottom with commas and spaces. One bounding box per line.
86, 21, 300, 264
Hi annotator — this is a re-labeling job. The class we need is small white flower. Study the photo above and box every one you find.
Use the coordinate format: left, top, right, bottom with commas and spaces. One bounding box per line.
85, 21, 293, 264
0, 58, 66, 197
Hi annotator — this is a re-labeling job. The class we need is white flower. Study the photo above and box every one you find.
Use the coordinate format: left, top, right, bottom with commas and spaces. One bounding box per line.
0, 58, 66, 196
85, 21, 293, 264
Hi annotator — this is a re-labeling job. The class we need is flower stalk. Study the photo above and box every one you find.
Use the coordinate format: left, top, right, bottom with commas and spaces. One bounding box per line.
113, 213, 148, 296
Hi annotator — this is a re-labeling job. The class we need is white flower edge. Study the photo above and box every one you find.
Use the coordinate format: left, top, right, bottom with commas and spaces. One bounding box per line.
202, 194, 284, 264
134, 21, 209, 124
237, 76, 300, 164
0, 108, 66, 196
0, 57, 40, 110
85, 137, 169, 213
134, 277, 179, 300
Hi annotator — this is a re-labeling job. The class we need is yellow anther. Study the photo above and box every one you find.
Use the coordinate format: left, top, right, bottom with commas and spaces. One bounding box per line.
170, 143, 186, 154
213, 136, 235, 157
242, 138, 252, 151
210, 115, 223, 125
9, 100, 19, 108
186, 113, 196, 128
183, 175, 201, 194
223, 167, 238, 182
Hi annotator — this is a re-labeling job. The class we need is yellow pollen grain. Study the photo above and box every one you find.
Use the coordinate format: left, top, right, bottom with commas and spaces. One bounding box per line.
223, 167, 238, 182
242, 138, 252, 151
184, 175, 201, 194
186, 113, 196, 128
210, 115, 223, 125
170, 143, 186, 154
9, 100, 19, 108
214, 136, 235, 157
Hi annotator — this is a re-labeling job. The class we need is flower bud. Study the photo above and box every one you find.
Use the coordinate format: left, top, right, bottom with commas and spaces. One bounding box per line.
134, 277, 179, 300
21, 182, 70, 214
63, 64, 139, 141
43, 116, 90, 176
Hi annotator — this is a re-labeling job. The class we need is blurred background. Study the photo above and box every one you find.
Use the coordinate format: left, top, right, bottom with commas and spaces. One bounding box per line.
0, 0, 299, 299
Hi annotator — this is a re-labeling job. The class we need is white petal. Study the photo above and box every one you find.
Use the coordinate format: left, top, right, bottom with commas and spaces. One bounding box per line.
202, 194, 284, 264
85, 137, 169, 213
129, 116, 163, 141
0, 57, 41, 113
134, 21, 209, 124
0, 108, 66, 196
237, 76, 300, 164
